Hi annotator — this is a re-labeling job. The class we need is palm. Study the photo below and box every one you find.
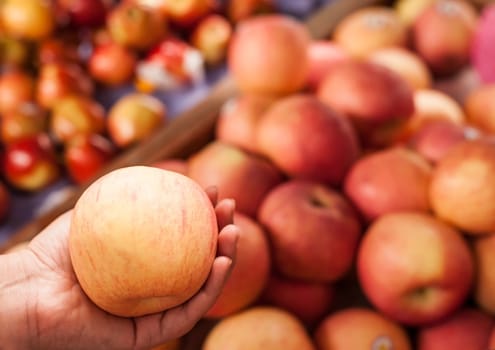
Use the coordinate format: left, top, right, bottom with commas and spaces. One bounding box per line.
23, 190, 237, 350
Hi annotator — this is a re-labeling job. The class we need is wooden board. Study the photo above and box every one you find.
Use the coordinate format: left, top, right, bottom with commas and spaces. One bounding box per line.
0, 0, 388, 253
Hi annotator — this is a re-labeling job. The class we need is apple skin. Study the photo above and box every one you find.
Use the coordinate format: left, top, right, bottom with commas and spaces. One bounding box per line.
88, 42, 138, 86
215, 94, 275, 154
344, 146, 432, 222
332, 6, 408, 58
190, 14, 233, 66
164, 0, 215, 28
256, 94, 360, 186
1, 103, 48, 145
258, 179, 362, 283
203, 306, 316, 350
3, 134, 61, 192
0, 69, 35, 116
57, 0, 109, 28
429, 139, 495, 235
187, 141, 284, 218
226, 0, 274, 23
471, 3, 495, 83
473, 233, 495, 314
313, 307, 412, 350
227, 14, 311, 97
69, 166, 218, 317
259, 273, 335, 329
205, 211, 271, 318
411, 0, 478, 77
416, 307, 494, 350
306, 40, 350, 91
464, 83, 495, 134
357, 211, 474, 326
64, 133, 116, 185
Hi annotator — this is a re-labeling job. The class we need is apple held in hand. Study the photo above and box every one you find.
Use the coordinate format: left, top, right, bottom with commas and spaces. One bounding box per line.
258, 179, 362, 283
69, 166, 218, 317
357, 211, 474, 326
313, 307, 412, 350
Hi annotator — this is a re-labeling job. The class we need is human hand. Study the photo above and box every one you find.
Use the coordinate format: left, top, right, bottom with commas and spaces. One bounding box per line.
0, 187, 238, 350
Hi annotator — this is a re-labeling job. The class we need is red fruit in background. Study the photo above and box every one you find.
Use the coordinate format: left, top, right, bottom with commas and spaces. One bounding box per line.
464, 83, 495, 134
227, 0, 274, 23
1, 103, 48, 145
0, 69, 35, 116
164, 0, 216, 28
57, 0, 109, 28
64, 133, 116, 184
306, 40, 349, 91
88, 42, 138, 86
191, 14, 233, 66
471, 4, 495, 83
36, 35, 82, 65
3, 134, 61, 192
150, 158, 188, 175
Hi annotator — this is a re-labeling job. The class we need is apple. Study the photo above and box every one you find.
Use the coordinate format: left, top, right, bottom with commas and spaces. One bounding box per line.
88, 42, 138, 86
107, 93, 167, 148
411, 0, 479, 77
464, 83, 495, 134
226, 0, 274, 23
69, 166, 218, 317
344, 146, 432, 222
332, 6, 408, 58
50, 94, 106, 144
0, 181, 11, 223
472, 233, 495, 314
205, 211, 271, 318
163, 0, 215, 27
151, 158, 188, 176
203, 306, 316, 350
256, 94, 360, 186
0, 69, 35, 116
357, 211, 474, 326
36, 62, 94, 110
215, 94, 275, 154
394, 0, 436, 25
106, 2, 167, 51
259, 273, 335, 328
408, 119, 482, 164
367, 46, 433, 91
429, 139, 495, 235
471, 3, 495, 83
0, 36, 31, 69
1, 103, 48, 145
258, 179, 362, 283
416, 307, 494, 350
64, 133, 116, 185
316, 59, 414, 148
313, 307, 412, 350
187, 141, 284, 217
227, 14, 311, 97
306, 40, 350, 91
36, 36, 81, 65
3, 134, 61, 192
190, 14, 233, 66
57, 0, 109, 28
0, 0, 56, 41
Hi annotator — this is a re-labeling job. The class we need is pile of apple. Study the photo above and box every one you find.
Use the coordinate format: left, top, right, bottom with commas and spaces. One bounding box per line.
0, 0, 277, 224
150, 0, 495, 349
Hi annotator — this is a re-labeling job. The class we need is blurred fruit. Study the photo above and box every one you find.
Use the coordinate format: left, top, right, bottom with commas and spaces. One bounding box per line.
227, 0, 274, 23
394, 0, 436, 25
57, 0, 109, 28
164, 0, 215, 27
464, 83, 495, 133
306, 40, 349, 91
473, 233, 495, 314
1, 103, 48, 145
0, 182, 12, 223
150, 159, 188, 175
191, 14, 233, 66
471, 3, 495, 83
0, 37, 32, 68
88, 42, 138, 86
0, 69, 35, 115
36, 36, 81, 65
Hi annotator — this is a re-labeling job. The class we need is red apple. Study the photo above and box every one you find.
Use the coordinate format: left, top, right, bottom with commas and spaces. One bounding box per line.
36, 36, 81, 65
0, 0, 56, 41
0, 69, 35, 116
256, 94, 360, 186
1, 103, 48, 145
228, 14, 311, 97
187, 141, 284, 217
429, 139, 495, 235
464, 83, 495, 134
191, 14, 233, 66
314, 307, 412, 350
332, 6, 408, 58
106, 2, 167, 51
416, 307, 494, 350
64, 133, 116, 185
226, 0, 274, 23
411, 0, 478, 76
50, 94, 106, 144
471, 3, 495, 83
258, 179, 362, 283
367, 46, 433, 91
164, 0, 215, 27
260, 273, 335, 328
344, 146, 432, 222
107, 93, 166, 148
357, 211, 474, 326
88, 42, 138, 86
205, 211, 271, 318
57, 0, 109, 28
472, 233, 495, 314
3, 134, 61, 192
306, 40, 350, 91
215, 94, 275, 153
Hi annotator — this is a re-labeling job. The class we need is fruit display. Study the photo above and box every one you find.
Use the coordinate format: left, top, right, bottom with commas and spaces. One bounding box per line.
3, 0, 495, 349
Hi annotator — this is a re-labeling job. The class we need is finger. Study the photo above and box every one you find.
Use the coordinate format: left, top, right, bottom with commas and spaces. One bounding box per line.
205, 186, 218, 207
217, 224, 239, 260
215, 198, 235, 230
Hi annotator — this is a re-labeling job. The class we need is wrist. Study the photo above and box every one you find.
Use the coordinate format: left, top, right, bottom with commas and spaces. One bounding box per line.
0, 249, 36, 349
